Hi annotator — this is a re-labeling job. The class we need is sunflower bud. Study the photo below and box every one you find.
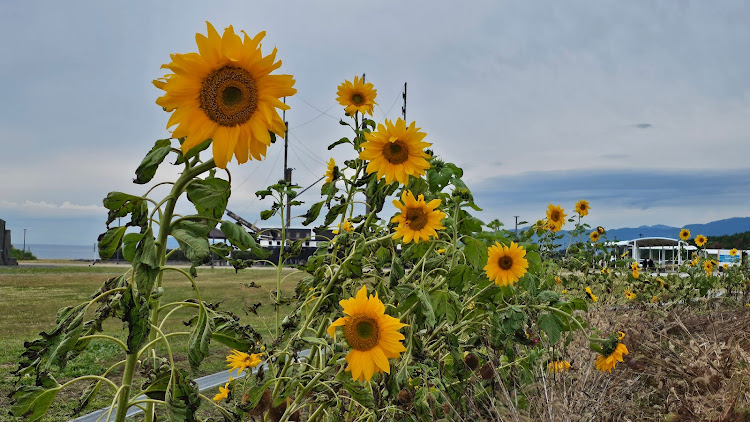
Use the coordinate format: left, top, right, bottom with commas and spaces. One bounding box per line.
268, 397, 301, 422
244, 388, 272, 416
479, 363, 495, 380
397, 388, 413, 406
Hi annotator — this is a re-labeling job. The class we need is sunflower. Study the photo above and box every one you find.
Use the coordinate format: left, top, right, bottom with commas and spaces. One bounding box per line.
595, 333, 628, 373
695, 234, 707, 247
597, 226, 606, 234
679, 228, 691, 241
546, 204, 566, 232
555, 276, 562, 284
703, 260, 713, 275
359, 118, 431, 185
548, 360, 572, 374
624, 290, 636, 300
391, 191, 446, 243
631, 262, 640, 279
333, 220, 354, 235
327, 286, 407, 382
651, 296, 659, 303
336, 76, 377, 116
325, 158, 336, 183
585, 287, 598, 302
212, 382, 230, 402
226, 350, 263, 375
589, 231, 600, 242
601, 268, 610, 274
575, 199, 590, 216
730, 248, 738, 257
484, 242, 529, 287
154, 22, 297, 169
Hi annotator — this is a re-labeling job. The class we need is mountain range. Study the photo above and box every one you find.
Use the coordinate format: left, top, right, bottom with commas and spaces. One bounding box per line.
589, 217, 750, 242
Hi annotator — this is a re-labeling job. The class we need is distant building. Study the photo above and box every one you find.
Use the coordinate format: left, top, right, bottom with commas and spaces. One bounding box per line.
0, 219, 18, 266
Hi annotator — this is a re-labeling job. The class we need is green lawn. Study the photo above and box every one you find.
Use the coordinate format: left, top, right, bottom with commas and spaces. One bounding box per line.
0, 262, 304, 421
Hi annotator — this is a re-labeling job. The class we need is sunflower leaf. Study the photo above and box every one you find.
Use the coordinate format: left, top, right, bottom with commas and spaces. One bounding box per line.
97, 226, 127, 260
171, 218, 211, 263
343, 380, 375, 409
302, 201, 325, 226
186, 177, 230, 220
135, 138, 172, 184
9, 382, 62, 421
220, 221, 255, 251
328, 137, 350, 150
121, 232, 144, 263
165, 369, 201, 422
120, 285, 151, 352
537, 312, 563, 344
187, 305, 212, 373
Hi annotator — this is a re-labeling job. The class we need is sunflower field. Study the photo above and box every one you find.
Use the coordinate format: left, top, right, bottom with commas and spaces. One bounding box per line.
10, 23, 750, 422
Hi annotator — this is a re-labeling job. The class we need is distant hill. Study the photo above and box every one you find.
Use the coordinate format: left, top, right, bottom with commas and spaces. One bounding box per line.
604, 217, 750, 241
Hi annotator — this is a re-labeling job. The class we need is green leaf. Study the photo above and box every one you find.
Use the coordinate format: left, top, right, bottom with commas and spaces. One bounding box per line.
142, 369, 171, 401
211, 314, 262, 350
187, 306, 212, 373
343, 380, 375, 409
243, 379, 274, 412
536, 290, 560, 303
133, 229, 159, 295
260, 209, 276, 220
10, 383, 62, 421
537, 312, 563, 344
301, 337, 329, 347
186, 177, 230, 220
175, 138, 211, 164
302, 201, 325, 226
463, 237, 486, 270
102, 192, 148, 227
416, 289, 436, 327
165, 369, 201, 422
171, 219, 211, 263
526, 250, 542, 275
220, 221, 255, 251
73, 380, 101, 415
121, 285, 151, 352
97, 226, 127, 260
323, 203, 347, 226
328, 137, 350, 150
121, 232, 144, 263
134, 138, 172, 184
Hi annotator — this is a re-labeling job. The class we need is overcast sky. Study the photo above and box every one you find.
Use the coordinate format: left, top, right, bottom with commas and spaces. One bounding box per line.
2, 1, 750, 246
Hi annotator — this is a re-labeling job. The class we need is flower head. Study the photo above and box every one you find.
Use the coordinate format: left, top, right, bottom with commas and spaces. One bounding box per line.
679, 228, 691, 241
154, 22, 297, 169
575, 200, 590, 216
589, 231, 600, 242
597, 226, 606, 234
585, 287, 598, 302
325, 158, 337, 183
730, 248, 738, 257
651, 296, 659, 303
555, 276, 563, 284
213, 382, 231, 402
336, 76, 377, 116
327, 286, 407, 382
484, 242, 529, 287
391, 191, 445, 243
695, 235, 708, 247
595, 333, 629, 373
601, 268, 610, 275
624, 290, 636, 300
333, 220, 354, 235
546, 204, 566, 232
703, 260, 713, 275
548, 360, 572, 374
359, 118, 431, 185
226, 350, 263, 375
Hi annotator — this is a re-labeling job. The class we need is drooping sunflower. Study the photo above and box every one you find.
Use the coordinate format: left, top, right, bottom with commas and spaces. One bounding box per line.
631, 262, 641, 279
575, 199, 590, 216
589, 231, 600, 242
679, 228, 691, 241
730, 248, 738, 257
585, 287, 598, 302
548, 360, 572, 374
336, 76, 377, 116
546, 204, 566, 232
359, 118, 431, 185
154, 22, 297, 169
324, 158, 337, 183
333, 220, 354, 235
226, 350, 263, 375
595, 332, 629, 373
695, 235, 708, 247
391, 191, 446, 243
624, 290, 636, 300
212, 382, 231, 402
327, 286, 407, 382
484, 242, 529, 287
597, 226, 606, 234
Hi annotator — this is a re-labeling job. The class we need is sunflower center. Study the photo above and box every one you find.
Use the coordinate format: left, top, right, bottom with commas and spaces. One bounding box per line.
550, 211, 560, 221
352, 93, 364, 105
383, 141, 409, 164
344, 315, 380, 351
200, 66, 258, 127
405, 207, 428, 231
498, 255, 514, 270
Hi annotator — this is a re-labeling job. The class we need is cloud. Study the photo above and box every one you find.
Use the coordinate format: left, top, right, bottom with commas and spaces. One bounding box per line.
1, 200, 104, 217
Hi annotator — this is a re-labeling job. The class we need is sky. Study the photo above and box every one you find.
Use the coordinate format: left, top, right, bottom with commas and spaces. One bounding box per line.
1, 1, 750, 246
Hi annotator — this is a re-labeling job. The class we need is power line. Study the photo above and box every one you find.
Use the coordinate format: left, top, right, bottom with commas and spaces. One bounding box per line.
377, 85, 404, 120
237, 147, 283, 215
291, 104, 337, 130
290, 132, 327, 165
294, 96, 339, 121
289, 142, 322, 179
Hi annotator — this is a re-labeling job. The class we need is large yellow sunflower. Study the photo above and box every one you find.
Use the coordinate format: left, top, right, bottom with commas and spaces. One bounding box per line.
589, 231, 600, 242
391, 191, 446, 243
226, 350, 263, 375
324, 158, 336, 183
546, 204, 566, 232
730, 248, 738, 257
154, 22, 297, 169
695, 234, 708, 247
359, 118, 431, 185
679, 228, 691, 241
595, 332, 628, 373
327, 286, 407, 382
484, 242, 529, 287
575, 199, 590, 216
336, 76, 377, 116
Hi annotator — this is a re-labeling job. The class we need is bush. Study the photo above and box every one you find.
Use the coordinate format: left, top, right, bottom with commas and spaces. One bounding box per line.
10, 246, 36, 260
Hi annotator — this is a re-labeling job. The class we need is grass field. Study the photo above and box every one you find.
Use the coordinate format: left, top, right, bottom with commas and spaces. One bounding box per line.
0, 261, 303, 421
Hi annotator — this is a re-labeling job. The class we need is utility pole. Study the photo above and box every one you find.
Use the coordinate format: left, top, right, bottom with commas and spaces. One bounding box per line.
402, 82, 407, 120
514, 216, 519, 235
282, 98, 292, 228
23, 229, 26, 252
